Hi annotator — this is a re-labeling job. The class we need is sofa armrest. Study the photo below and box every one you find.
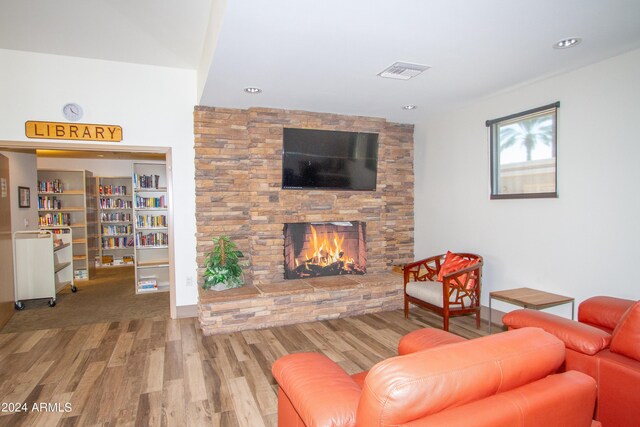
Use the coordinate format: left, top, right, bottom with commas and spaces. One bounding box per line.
502, 309, 611, 355
272, 352, 361, 427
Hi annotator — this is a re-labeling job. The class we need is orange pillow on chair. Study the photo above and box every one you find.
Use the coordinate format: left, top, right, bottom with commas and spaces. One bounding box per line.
437, 251, 478, 289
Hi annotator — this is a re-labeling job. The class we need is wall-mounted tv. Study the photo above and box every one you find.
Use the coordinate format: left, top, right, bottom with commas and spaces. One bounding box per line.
282, 128, 379, 191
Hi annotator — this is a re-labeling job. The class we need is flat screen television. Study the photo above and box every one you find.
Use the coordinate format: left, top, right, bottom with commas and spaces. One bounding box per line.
282, 128, 379, 190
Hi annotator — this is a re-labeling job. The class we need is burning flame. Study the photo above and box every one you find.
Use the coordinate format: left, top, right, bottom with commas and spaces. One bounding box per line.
298, 225, 355, 268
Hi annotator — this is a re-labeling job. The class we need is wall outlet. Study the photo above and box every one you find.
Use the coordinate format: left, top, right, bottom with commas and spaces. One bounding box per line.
186, 276, 194, 287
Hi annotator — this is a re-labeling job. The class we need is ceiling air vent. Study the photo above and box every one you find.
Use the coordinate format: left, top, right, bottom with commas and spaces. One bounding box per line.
377, 61, 430, 80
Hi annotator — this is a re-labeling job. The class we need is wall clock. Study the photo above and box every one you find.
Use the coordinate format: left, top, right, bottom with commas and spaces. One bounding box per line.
62, 103, 83, 122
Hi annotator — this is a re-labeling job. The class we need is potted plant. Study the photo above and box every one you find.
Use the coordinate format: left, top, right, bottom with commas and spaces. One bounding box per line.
202, 235, 246, 291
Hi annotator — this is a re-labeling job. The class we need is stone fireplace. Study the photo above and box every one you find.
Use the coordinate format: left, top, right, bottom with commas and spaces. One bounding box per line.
194, 107, 415, 335
284, 221, 366, 279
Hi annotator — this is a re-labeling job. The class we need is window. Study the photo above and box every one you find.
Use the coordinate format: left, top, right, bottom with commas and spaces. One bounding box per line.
487, 102, 559, 199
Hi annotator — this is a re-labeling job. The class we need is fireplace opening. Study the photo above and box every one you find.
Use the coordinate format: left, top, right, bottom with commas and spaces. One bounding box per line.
284, 221, 366, 279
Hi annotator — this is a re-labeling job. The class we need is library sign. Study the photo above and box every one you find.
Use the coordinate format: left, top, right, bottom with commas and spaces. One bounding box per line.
25, 121, 123, 142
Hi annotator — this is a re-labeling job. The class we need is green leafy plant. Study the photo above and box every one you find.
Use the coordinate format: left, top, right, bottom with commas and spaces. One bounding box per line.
202, 235, 245, 290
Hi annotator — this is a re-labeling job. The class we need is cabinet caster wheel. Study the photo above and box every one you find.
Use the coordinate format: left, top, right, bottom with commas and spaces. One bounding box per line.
15, 301, 25, 310
71, 285, 78, 293
48, 299, 56, 308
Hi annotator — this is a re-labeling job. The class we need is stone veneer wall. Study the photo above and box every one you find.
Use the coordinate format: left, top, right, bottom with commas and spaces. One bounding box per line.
194, 107, 415, 286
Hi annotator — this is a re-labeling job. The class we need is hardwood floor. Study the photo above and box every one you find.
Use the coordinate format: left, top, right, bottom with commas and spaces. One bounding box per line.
0, 309, 493, 426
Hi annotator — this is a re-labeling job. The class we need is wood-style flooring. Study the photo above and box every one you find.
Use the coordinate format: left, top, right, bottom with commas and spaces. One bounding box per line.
0, 309, 492, 426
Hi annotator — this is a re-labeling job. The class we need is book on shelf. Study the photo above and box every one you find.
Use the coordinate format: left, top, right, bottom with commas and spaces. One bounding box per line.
38, 179, 64, 193
137, 277, 158, 291
99, 185, 127, 196
133, 173, 161, 190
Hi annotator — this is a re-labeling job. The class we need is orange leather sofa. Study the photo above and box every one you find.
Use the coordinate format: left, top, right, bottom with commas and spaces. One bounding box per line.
272, 327, 597, 427
503, 296, 639, 427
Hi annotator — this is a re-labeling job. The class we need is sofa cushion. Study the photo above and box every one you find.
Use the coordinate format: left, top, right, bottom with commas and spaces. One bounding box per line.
405, 280, 472, 308
398, 328, 466, 355
502, 309, 611, 356
610, 301, 640, 362
356, 327, 565, 426
579, 296, 635, 333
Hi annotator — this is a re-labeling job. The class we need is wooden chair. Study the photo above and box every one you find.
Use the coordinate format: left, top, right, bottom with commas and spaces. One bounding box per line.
403, 253, 483, 331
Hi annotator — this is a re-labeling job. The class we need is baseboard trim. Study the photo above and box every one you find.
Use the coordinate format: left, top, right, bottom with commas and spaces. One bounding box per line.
175, 304, 198, 319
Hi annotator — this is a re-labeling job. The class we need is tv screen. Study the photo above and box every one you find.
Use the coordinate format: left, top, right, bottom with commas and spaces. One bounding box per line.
282, 128, 379, 190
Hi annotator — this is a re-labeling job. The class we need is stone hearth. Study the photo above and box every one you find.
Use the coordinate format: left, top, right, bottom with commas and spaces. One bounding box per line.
198, 273, 403, 335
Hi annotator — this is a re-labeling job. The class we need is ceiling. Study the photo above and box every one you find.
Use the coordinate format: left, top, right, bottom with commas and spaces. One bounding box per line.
2, 0, 640, 124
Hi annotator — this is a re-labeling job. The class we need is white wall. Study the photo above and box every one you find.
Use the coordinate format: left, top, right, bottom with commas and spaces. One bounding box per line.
414, 48, 640, 316
0, 151, 39, 234
0, 49, 198, 307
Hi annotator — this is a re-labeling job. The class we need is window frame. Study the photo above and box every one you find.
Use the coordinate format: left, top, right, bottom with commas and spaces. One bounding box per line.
487, 102, 559, 200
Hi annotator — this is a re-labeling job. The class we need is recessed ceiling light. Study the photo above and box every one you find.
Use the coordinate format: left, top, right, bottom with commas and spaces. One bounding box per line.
97, 154, 104, 157
553, 37, 582, 49
244, 87, 262, 94
402, 105, 417, 110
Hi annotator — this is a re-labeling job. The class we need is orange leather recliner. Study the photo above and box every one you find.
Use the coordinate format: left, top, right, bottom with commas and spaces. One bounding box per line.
272, 327, 597, 427
503, 296, 639, 427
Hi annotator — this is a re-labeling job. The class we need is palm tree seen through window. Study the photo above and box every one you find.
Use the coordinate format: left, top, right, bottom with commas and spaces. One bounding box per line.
487, 103, 558, 199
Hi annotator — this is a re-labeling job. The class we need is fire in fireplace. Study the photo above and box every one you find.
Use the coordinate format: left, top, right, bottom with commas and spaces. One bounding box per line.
284, 221, 366, 279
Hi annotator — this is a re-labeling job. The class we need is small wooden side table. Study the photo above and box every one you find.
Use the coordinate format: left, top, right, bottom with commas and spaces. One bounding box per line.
489, 287, 574, 333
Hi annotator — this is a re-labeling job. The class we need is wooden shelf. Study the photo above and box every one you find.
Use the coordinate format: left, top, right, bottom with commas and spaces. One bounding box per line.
102, 234, 133, 237
38, 190, 84, 195
73, 255, 87, 261
100, 195, 132, 198
136, 226, 167, 230
137, 259, 169, 267
100, 208, 132, 211
136, 245, 168, 250
72, 238, 87, 244
101, 221, 132, 224
40, 224, 86, 229
134, 187, 167, 192
134, 207, 167, 211
38, 207, 84, 212
102, 247, 134, 251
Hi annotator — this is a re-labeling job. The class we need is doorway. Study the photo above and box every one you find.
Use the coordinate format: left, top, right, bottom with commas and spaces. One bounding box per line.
0, 141, 176, 332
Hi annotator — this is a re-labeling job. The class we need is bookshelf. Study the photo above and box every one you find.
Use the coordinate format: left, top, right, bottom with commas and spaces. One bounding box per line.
37, 169, 98, 280
133, 162, 169, 294
97, 176, 135, 267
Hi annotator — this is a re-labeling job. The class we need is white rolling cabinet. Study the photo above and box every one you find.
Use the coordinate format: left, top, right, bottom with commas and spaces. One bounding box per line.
12, 228, 77, 309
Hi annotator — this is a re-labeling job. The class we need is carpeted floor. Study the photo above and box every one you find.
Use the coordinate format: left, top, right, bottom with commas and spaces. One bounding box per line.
1, 266, 169, 333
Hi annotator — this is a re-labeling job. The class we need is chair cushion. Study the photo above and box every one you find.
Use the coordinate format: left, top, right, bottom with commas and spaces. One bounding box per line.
610, 301, 640, 361
436, 251, 478, 289
406, 280, 472, 308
